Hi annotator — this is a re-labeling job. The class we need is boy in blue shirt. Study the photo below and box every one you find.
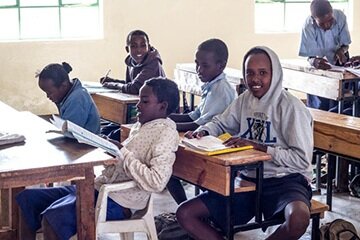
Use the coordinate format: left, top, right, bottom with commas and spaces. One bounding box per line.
299, 0, 351, 111
167, 39, 237, 204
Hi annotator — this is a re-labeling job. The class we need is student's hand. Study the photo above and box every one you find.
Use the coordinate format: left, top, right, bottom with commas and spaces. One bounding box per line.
311, 58, 331, 70
184, 130, 208, 139
100, 76, 115, 84
223, 137, 267, 152
334, 48, 348, 66
103, 82, 123, 90
346, 56, 360, 68
100, 134, 123, 149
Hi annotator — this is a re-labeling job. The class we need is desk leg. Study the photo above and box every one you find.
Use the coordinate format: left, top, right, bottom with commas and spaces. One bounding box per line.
190, 94, 195, 111
76, 168, 95, 240
1, 189, 9, 228
225, 169, 236, 240
326, 155, 336, 211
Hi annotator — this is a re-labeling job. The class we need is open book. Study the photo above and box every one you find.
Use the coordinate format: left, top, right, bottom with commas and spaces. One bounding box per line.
181, 133, 253, 156
48, 115, 122, 158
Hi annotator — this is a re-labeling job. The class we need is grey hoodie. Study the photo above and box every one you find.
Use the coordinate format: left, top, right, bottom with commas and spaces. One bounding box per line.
198, 46, 313, 180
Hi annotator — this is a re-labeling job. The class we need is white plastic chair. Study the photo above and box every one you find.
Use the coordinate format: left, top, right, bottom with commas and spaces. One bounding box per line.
95, 181, 158, 240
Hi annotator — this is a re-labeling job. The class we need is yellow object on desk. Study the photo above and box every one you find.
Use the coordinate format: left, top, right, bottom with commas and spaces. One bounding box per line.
206, 145, 253, 156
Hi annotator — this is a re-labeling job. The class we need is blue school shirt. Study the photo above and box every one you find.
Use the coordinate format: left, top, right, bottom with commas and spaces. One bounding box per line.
299, 9, 351, 65
188, 73, 237, 126
56, 79, 101, 134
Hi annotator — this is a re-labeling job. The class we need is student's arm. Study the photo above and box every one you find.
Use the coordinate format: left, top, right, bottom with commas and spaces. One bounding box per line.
308, 57, 331, 70
176, 122, 199, 132
60, 94, 90, 129
121, 60, 164, 94
121, 127, 178, 193
191, 82, 236, 126
168, 113, 199, 132
168, 113, 192, 122
198, 98, 242, 137
334, 45, 349, 65
267, 107, 313, 171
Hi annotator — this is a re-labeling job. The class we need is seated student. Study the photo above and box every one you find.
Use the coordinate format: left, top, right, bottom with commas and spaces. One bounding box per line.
38, 62, 100, 134
299, 0, 351, 111
100, 29, 166, 140
177, 46, 313, 240
167, 38, 237, 205
16, 78, 180, 240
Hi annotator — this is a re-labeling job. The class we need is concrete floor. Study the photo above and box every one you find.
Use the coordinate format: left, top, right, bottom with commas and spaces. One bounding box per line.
96, 184, 360, 240
35, 183, 360, 240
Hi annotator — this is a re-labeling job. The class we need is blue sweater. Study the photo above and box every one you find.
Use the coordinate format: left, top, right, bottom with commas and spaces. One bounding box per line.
56, 79, 100, 134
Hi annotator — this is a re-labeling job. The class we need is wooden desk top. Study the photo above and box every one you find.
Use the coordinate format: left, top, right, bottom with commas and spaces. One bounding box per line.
120, 124, 271, 167
0, 107, 115, 185
309, 108, 360, 160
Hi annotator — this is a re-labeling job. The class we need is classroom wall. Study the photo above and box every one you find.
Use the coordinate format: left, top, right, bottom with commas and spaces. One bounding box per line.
1, 0, 360, 114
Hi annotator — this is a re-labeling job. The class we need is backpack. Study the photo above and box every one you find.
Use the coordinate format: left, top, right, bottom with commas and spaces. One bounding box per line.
154, 212, 191, 240
349, 174, 360, 198
320, 219, 360, 240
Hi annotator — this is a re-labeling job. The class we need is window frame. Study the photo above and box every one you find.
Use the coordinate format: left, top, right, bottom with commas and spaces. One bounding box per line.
0, 0, 101, 41
254, 0, 351, 33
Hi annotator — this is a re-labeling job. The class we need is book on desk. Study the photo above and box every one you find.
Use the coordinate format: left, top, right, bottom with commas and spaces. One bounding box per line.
48, 115, 122, 158
182, 133, 253, 156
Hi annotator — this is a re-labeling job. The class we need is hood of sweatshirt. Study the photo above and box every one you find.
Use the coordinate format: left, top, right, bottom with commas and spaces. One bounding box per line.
125, 46, 163, 68
242, 46, 283, 109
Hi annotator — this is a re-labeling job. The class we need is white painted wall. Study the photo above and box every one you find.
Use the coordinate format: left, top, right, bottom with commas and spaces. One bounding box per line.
1, 0, 359, 114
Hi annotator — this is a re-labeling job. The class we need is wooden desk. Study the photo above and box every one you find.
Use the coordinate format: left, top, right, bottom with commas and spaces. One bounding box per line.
0, 101, 116, 240
91, 92, 139, 124
310, 108, 360, 210
121, 124, 272, 240
174, 63, 244, 110
281, 59, 360, 116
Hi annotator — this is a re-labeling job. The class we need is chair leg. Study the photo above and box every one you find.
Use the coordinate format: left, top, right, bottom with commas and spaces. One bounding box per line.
120, 232, 134, 240
143, 214, 158, 240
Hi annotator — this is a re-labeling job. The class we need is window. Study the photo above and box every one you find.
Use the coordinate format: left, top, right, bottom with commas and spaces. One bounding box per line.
0, 0, 102, 41
255, 0, 351, 33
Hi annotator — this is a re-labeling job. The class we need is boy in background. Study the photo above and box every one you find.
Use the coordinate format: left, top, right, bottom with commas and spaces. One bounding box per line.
16, 78, 180, 240
100, 29, 165, 94
299, 0, 351, 111
167, 38, 237, 204
100, 30, 166, 140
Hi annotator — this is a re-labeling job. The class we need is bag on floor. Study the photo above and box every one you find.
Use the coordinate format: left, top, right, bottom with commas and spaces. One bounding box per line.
349, 174, 360, 198
320, 218, 360, 240
154, 212, 191, 240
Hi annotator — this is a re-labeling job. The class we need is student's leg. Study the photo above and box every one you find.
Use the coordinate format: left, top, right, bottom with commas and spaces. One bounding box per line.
42, 217, 59, 240
177, 191, 255, 240
176, 197, 223, 240
266, 201, 310, 240
166, 177, 187, 204
16, 186, 75, 240
19, 209, 36, 240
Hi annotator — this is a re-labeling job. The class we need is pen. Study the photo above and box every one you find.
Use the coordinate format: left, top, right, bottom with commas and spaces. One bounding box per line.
104, 69, 111, 79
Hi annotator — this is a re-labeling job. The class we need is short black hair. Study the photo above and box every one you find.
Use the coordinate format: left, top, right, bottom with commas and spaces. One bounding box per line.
38, 62, 72, 87
126, 30, 150, 46
311, 0, 332, 18
198, 38, 228, 65
144, 78, 179, 115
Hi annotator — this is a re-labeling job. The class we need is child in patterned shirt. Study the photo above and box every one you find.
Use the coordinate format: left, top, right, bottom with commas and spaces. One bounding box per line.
16, 77, 180, 240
